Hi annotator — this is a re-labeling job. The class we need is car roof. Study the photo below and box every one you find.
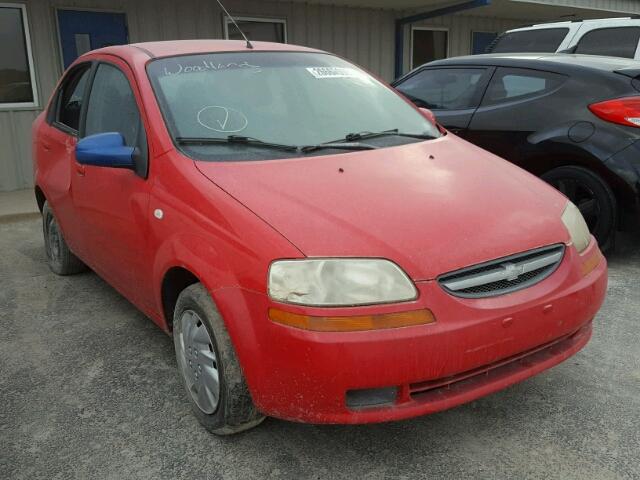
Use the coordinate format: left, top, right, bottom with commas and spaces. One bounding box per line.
507, 17, 640, 32
81, 40, 323, 63
422, 53, 640, 74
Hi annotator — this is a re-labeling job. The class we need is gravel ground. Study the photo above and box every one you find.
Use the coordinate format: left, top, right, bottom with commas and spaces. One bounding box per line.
1, 218, 639, 480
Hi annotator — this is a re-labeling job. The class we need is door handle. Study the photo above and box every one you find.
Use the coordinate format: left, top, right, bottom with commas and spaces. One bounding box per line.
75, 163, 86, 176
42, 143, 52, 151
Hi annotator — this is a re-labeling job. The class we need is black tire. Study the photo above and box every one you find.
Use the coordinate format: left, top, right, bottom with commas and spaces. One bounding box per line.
42, 201, 87, 275
541, 166, 617, 252
173, 283, 264, 435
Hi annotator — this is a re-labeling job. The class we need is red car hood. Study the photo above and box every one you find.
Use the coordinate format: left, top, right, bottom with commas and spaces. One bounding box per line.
195, 135, 569, 280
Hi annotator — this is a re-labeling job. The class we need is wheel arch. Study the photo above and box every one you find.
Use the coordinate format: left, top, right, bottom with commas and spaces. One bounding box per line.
153, 233, 240, 332
161, 266, 201, 332
525, 152, 633, 217
34, 185, 46, 213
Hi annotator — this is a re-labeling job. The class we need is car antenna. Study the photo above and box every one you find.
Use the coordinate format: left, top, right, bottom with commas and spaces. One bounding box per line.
215, 0, 253, 49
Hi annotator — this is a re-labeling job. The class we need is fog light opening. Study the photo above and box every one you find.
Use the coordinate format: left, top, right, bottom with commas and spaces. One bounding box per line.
346, 387, 399, 410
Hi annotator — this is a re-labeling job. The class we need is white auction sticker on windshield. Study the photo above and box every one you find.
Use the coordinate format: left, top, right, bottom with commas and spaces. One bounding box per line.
306, 67, 361, 79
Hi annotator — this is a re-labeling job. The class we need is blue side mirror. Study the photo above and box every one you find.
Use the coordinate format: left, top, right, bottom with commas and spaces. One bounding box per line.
76, 132, 136, 169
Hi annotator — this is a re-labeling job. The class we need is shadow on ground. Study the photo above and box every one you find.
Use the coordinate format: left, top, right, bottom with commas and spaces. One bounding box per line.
1, 219, 638, 480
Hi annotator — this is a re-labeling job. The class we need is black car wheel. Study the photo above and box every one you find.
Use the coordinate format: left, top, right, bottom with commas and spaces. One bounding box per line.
541, 166, 617, 251
42, 201, 87, 275
173, 283, 265, 435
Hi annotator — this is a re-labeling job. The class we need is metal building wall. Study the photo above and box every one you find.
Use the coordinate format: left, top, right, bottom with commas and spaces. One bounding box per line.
1, 0, 401, 191
2, 0, 635, 192
400, 13, 526, 72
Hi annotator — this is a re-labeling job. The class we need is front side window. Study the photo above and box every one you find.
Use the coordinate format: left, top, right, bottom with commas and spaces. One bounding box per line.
482, 68, 566, 106
56, 66, 91, 132
396, 68, 487, 110
84, 63, 142, 147
147, 52, 439, 162
575, 27, 640, 59
0, 4, 37, 107
490, 28, 569, 53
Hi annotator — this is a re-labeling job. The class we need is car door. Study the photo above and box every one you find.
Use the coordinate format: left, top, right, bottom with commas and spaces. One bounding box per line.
71, 58, 152, 308
38, 63, 93, 253
464, 67, 568, 165
393, 66, 493, 135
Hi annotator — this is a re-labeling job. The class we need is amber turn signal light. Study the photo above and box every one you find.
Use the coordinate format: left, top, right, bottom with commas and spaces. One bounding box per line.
268, 308, 435, 332
581, 249, 602, 277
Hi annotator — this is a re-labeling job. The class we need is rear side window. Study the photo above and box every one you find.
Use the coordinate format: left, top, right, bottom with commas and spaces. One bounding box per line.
396, 68, 488, 110
84, 63, 142, 147
491, 28, 569, 53
482, 68, 566, 106
574, 27, 640, 59
55, 66, 91, 132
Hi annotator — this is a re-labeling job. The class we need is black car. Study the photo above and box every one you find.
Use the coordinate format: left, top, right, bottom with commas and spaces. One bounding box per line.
393, 53, 640, 250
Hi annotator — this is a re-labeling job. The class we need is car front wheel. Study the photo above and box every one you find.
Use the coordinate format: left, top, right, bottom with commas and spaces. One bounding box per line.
541, 166, 617, 251
173, 283, 264, 435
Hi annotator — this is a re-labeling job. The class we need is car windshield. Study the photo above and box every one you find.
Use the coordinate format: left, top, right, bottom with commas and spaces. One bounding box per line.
147, 51, 440, 161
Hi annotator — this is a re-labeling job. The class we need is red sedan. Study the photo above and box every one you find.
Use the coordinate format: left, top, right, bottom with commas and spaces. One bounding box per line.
32, 40, 607, 434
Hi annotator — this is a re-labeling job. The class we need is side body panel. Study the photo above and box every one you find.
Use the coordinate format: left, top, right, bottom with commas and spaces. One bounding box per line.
68, 55, 153, 309
464, 65, 640, 203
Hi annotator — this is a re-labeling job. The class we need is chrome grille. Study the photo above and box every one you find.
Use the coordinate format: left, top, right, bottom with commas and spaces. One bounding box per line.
438, 244, 565, 298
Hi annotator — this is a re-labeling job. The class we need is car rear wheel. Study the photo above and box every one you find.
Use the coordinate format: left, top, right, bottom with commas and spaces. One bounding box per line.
42, 201, 87, 275
541, 166, 617, 251
173, 283, 264, 435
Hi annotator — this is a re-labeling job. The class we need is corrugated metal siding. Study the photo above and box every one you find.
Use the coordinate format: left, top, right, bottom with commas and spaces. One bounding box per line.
1, 0, 400, 191
401, 13, 527, 71
1, 0, 636, 191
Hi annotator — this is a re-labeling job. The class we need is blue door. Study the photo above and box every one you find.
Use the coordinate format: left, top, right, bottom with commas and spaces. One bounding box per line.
57, 10, 128, 69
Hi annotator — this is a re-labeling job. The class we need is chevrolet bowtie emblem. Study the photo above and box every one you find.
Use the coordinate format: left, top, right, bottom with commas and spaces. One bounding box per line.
503, 263, 525, 281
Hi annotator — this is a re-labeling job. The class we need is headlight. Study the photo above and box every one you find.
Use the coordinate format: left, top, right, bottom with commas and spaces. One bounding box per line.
561, 201, 591, 253
268, 258, 418, 306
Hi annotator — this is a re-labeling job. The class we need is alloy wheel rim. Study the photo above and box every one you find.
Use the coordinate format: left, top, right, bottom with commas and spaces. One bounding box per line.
175, 310, 220, 414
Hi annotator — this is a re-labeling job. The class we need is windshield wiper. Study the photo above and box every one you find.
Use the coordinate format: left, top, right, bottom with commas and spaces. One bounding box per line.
176, 135, 300, 152
300, 142, 378, 153
329, 128, 436, 143
176, 135, 377, 154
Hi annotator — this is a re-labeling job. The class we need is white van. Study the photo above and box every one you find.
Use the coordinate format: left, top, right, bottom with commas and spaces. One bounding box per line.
488, 18, 640, 59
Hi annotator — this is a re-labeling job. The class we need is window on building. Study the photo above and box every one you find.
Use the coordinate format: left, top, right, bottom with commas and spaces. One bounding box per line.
396, 68, 488, 110
490, 28, 569, 53
574, 27, 640, 59
0, 4, 37, 107
224, 16, 286, 43
472, 31, 498, 55
482, 67, 566, 106
55, 65, 91, 132
84, 63, 142, 147
411, 28, 448, 68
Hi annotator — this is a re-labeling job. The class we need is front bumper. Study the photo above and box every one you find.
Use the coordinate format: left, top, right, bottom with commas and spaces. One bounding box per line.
214, 240, 607, 424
